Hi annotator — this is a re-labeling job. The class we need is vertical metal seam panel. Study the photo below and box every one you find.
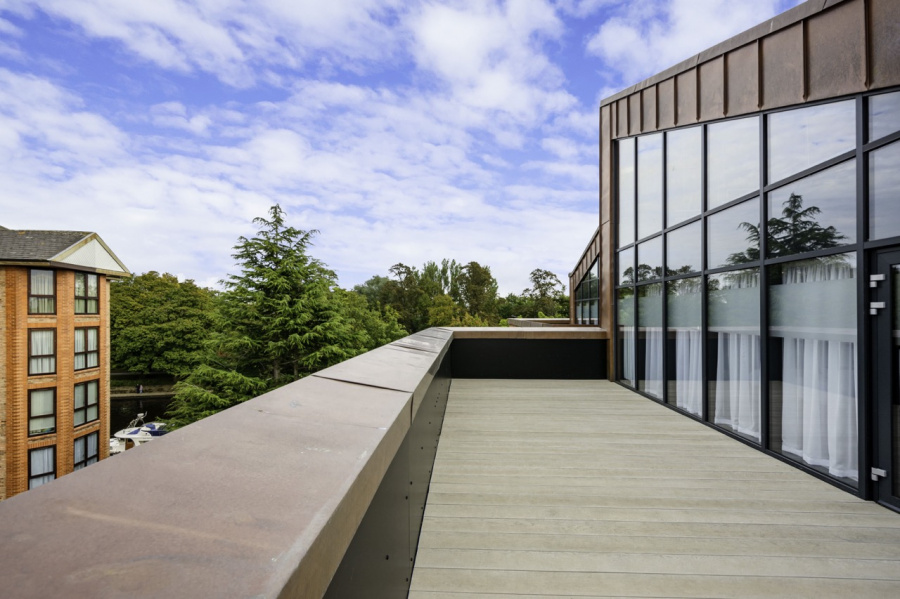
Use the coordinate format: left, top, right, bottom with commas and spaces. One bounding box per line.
856, 93, 871, 499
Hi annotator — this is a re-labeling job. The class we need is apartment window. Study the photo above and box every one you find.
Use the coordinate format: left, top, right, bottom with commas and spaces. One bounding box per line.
28, 388, 56, 436
74, 380, 99, 426
74, 328, 99, 370
28, 329, 56, 375
28, 269, 55, 314
74, 272, 99, 314
28, 446, 55, 489
73, 432, 99, 471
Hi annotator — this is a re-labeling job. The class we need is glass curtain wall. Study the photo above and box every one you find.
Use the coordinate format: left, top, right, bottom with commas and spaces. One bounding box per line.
574, 259, 600, 324
614, 88, 900, 488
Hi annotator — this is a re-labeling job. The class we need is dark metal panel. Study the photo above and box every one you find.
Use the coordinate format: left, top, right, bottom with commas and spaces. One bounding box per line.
676, 68, 698, 125
761, 23, 805, 109
869, 0, 900, 89
451, 339, 607, 380
617, 98, 629, 138
658, 78, 676, 130
629, 93, 642, 135
601, 105, 612, 225
807, 0, 866, 101
699, 57, 725, 121
642, 87, 657, 132
725, 42, 760, 116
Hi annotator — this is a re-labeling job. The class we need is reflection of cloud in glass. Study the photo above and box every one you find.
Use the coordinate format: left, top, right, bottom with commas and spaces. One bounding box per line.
707, 198, 759, 269
707, 116, 759, 209
767, 159, 856, 256
618, 137, 636, 247
768, 100, 855, 184
869, 140, 900, 241
666, 126, 701, 226
869, 91, 900, 142
637, 133, 663, 239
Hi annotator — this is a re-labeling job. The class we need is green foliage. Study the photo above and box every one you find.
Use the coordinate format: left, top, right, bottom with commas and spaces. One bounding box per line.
497, 268, 568, 319
457, 261, 499, 324
110, 272, 215, 377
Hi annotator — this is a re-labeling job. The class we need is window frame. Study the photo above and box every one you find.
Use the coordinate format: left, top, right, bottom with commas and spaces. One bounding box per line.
28, 387, 56, 437
28, 446, 56, 490
74, 327, 99, 371
74, 379, 100, 427
73, 432, 99, 471
28, 328, 56, 376
28, 269, 56, 315
74, 272, 100, 315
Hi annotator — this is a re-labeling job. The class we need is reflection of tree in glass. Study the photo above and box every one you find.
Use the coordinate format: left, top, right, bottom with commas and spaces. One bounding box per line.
727, 193, 847, 264
623, 264, 664, 284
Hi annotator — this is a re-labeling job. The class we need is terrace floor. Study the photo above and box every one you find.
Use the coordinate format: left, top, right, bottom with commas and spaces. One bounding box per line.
409, 379, 900, 598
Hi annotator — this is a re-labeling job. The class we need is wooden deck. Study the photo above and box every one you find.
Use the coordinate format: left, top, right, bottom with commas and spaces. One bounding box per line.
409, 380, 900, 598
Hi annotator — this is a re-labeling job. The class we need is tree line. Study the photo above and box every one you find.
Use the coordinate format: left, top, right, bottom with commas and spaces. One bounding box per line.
110, 205, 568, 427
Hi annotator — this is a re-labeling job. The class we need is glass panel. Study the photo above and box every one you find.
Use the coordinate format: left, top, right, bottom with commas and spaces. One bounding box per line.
29, 330, 55, 375
638, 283, 663, 399
666, 126, 702, 226
74, 437, 86, 469
769, 254, 857, 484
87, 274, 99, 297
618, 287, 635, 386
87, 405, 99, 422
666, 220, 702, 276
87, 329, 98, 351
707, 198, 759, 269
768, 100, 855, 184
30, 389, 54, 416
637, 134, 663, 239
74, 384, 85, 409
893, 265, 900, 498
75, 330, 85, 353
589, 300, 598, 323
668, 277, 703, 415
29, 270, 54, 314
708, 268, 761, 442
618, 247, 635, 285
869, 140, 900, 241
75, 273, 86, 297
29, 447, 54, 489
87, 381, 98, 403
708, 116, 759, 209
637, 236, 662, 282
870, 91, 900, 143
767, 159, 856, 258
619, 137, 636, 247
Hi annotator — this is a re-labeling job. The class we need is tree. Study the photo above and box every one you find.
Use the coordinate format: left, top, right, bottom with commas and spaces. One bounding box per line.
457, 261, 499, 324
167, 205, 373, 427
109, 272, 215, 377
522, 269, 566, 318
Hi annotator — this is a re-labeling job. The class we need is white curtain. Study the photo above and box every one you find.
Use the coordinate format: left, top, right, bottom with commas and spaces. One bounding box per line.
73, 437, 86, 470
29, 330, 55, 374
29, 389, 55, 434
779, 261, 857, 480
714, 332, 761, 440
87, 329, 98, 368
29, 270, 54, 313
87, 381, 99, 421
675, 329, 703, 416
87, 433, 99, 465
622, 328, 635, 385
29, 447, 54, 489
644, 328, 664, 398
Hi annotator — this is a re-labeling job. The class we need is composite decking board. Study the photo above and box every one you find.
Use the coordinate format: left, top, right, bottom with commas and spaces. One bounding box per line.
409, 380, 900, 597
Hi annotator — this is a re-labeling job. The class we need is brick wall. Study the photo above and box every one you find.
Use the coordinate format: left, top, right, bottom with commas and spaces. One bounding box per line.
2, 267, 107, 499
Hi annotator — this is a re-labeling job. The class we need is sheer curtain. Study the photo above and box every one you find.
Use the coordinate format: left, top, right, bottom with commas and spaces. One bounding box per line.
29, 389, 55, 435
778, 260, 857, 480
711, 269, 761, 441
29, 270, 54, 313
675, 329, 703, 415
29, 447, 54, 489
29, 330, 55, 374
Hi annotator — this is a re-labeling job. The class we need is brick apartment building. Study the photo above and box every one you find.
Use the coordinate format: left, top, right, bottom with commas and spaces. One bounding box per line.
0, 226, 129, 499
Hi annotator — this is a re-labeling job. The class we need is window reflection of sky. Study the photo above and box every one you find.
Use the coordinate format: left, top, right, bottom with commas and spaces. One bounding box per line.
767, 159, 856, 256
869, 140, 900, 241
869, 91, 900, 142
637, 133, 663, 239
618, 137, 636, 247
708, 116, 759, 209
667, 220, 702, 275
666, 126, 702, 226
768, 100, 855, 184
707, 198, 759, 269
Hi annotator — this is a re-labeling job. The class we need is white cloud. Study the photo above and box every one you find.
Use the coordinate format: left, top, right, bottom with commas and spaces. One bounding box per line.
585, 0, 804, 88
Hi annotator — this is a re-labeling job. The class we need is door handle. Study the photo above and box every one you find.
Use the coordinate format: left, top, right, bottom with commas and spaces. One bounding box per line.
870, 301, 886, 315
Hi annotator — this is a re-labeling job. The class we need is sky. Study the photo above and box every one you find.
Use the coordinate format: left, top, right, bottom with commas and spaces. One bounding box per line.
0, 0, 802, 294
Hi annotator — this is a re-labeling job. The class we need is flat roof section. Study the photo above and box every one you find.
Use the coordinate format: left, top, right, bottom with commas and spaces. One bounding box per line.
411, 379, 900, 597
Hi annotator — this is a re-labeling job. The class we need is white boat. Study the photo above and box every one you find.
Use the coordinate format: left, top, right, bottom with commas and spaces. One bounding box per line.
109, 413, 168, 455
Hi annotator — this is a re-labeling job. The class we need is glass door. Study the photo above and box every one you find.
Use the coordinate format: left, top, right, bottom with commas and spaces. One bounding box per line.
874, 249, 900, 511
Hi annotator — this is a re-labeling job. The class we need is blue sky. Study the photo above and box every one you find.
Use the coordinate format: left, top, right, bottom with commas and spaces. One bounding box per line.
0, 0, 801, 293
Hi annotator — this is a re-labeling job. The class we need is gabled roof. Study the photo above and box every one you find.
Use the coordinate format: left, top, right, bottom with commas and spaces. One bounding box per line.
0, 229, 130, 276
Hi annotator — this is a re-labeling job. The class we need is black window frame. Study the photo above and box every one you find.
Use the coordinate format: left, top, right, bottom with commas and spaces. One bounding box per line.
27, 387, 56, 437
28, 328, 56, 376
74, 327, 99, 371
28, 446, 56, 490
74, 272, 99, 315
28, 269, 56, 315
73, 432, 99, 471
73, 379, 100, 427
